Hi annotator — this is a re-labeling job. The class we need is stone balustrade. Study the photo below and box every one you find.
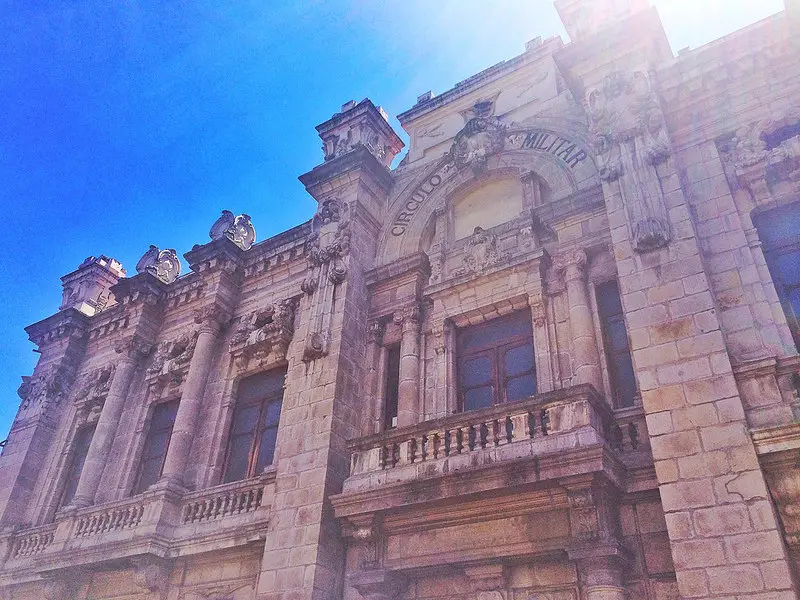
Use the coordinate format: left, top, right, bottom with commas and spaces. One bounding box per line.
74, 502, 145, 537
10, 525, 56, 559
348, 384, 614, 479
181, 478, 264, 524
0, 472, 274, 577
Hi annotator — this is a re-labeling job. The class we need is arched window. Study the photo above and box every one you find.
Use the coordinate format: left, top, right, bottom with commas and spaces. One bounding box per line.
754, 203, 800, 351
223, 368, 286, 482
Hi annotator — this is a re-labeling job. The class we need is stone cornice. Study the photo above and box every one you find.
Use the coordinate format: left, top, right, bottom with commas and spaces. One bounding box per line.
25, 308, 89, 348
752, 422, 800, 456
397, 37, 564, 126
364, 252, 431, 289
184, 236, 245, 275
298, 145, 395, 194
109, 272, 168, 306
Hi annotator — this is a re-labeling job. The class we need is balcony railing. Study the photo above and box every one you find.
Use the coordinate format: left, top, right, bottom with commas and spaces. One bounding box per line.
181, 477, 265, 524
348, 384, 614, 478
1, 471, 274, 574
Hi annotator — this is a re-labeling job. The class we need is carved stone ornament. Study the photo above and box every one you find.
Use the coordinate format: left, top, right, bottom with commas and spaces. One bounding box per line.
73, 363, 116, 403
132, 559, 170, 594
452, 226, 511, 278
302, 198, 352, 362
17, 365, 75, 411
181, 583, 254, 600
302, 198, 352, 294
367, 321, 385, 346
42, 579, 73, 600
147, 330, 200, 388
230, 298, 298, 371
587, 70, 672, 253
135, 245, 182, 284
452, 101, 506, 173
209, 210, 257, 251
114, 335, 153, 362
567, 488, 600, 542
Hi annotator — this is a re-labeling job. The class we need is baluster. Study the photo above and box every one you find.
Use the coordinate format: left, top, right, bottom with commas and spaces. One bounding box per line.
540, 408, 550, 435
256, 488, 264, 508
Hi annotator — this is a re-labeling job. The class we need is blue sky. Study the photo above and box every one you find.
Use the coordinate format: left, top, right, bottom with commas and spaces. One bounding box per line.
0, 0, 785, 437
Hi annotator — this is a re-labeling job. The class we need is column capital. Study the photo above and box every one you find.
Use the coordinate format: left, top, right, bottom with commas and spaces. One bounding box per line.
464, 563, 509, 596
367, 320, 386, 346
393, 304, 422, 329
554, 248, 588, 281
192, 304, 229, 335
348, 569, 407, 600
113, 335, 152, 363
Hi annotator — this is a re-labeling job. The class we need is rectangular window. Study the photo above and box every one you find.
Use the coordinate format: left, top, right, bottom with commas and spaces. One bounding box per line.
755, 203, 800, 352
383, 345, 400, 430
134, 399, 179, 494
596, 281, 638, 408
456, 310, 537, 411
223, 368, 286, 483
58, 424, 95, 509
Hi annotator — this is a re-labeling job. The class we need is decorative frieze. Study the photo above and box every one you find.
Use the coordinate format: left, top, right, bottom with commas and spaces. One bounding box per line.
587, 70, 672, 253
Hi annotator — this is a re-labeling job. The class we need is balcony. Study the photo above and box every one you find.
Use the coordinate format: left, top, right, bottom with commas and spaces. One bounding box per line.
333, 385, 650, 518
0, 471, 274, 582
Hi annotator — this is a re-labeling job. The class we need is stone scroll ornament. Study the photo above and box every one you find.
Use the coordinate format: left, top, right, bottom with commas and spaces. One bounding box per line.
587, 70, 672, 253
17, 364, 75, 412
209, 210, 257, 251
136, 245, 182, 284
301, 198, 351, 362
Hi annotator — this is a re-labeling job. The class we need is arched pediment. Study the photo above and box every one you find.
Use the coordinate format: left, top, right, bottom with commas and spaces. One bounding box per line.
379, 122, 599, 263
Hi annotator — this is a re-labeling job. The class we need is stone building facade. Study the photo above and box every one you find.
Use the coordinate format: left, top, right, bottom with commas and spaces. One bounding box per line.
1, 1, 800, 599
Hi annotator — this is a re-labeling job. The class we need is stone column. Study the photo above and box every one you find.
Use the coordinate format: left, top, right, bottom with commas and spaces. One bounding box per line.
159, 306, 224, 486
573, 555, 627, 600
366, 321, 386, 434
395, 306, 421, 428
70, 335, 149, 508
556, 250, 603, 392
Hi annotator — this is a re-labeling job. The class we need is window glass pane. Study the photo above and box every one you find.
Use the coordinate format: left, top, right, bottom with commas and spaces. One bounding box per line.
506, 374, 536, 402
142, 431, 170, 461
596, 281, 624, 317
136, 458, 162, 493
613, 356, 638, 407
606, 319, 630, 352
238, 369, 285, 403
151, 400, 179, 429
461, 355, 493, 387
457, 311, 532, 353
755, 205, 800, 247
464, 386, 493, 411
231, 404, 259, 435
223, 435, 252, 483
504, 344, 534, 377
775, 250, 800, 284
264, 399, 282, 427
255, 426, 278, 474
384, 345, 400, 430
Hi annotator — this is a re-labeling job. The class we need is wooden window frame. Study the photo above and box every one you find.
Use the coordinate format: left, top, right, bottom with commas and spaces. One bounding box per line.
223, 373, 285, 483
456, 312, 537, 411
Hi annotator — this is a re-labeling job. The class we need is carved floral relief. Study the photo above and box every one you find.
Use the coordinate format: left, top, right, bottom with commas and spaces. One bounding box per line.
17, 365, 75, 412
